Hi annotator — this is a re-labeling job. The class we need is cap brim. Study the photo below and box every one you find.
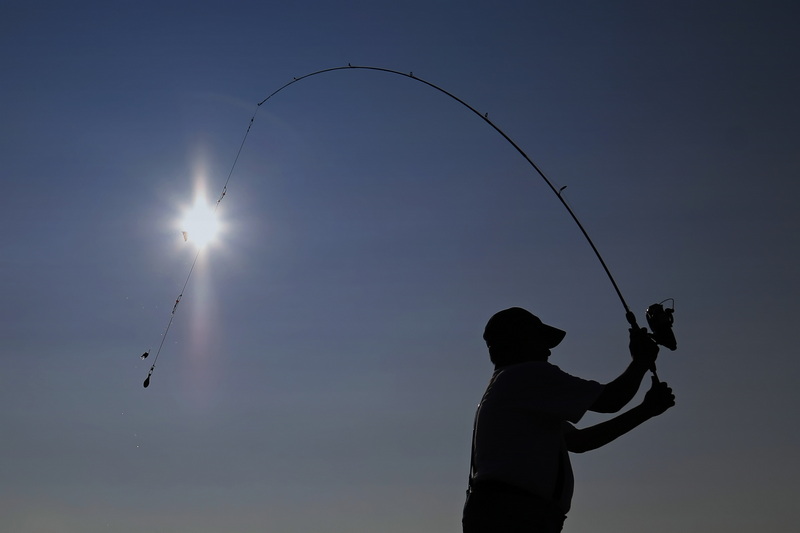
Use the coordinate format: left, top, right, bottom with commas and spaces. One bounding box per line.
542, 324, 566, 348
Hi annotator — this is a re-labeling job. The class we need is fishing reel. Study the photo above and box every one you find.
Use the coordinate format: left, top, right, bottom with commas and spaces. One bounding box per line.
626, 298, 676, 351
646, 299, 676, 351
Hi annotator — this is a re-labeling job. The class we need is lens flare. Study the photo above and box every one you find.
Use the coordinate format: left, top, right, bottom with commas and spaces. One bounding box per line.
180, 193, 220, 249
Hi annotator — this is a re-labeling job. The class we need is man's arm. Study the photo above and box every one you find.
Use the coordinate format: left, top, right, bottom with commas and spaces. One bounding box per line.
566, 377, 675, 453
589, 327, 659, 413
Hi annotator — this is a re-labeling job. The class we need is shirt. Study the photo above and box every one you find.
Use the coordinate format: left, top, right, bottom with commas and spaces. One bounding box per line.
470, 360, 604, 513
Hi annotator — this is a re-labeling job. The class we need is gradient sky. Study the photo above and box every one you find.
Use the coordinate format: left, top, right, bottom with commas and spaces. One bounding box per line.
2, 1, 799, 532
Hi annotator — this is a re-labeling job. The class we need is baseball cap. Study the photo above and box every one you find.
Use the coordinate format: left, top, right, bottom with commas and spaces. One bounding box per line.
483, 307, 566, 349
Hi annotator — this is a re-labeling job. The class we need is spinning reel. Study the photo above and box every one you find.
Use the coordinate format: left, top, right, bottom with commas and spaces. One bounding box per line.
626, 299, 676, 349
645, 299, 676, 351
625, 299, 676, 380
626, 299, 676, 351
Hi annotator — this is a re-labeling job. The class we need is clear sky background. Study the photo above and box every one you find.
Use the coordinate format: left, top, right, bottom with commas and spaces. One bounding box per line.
2, 1, 799, 532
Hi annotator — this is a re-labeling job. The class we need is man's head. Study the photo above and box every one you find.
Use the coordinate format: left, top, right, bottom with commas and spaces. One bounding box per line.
483, 307, 566, 367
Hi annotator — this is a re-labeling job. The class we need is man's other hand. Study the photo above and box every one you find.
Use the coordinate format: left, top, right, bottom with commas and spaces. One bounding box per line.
642, 376, 675, 417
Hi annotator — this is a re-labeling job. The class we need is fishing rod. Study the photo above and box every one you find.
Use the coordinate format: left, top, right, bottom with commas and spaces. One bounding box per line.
142, 64, 675, 387
258, 65, 676, 358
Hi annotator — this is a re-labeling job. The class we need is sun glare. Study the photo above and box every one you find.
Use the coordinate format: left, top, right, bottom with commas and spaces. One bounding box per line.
180, 193, 220, 249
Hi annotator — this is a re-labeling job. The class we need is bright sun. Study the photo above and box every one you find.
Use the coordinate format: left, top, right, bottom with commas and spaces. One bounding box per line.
180, 193, 220, 249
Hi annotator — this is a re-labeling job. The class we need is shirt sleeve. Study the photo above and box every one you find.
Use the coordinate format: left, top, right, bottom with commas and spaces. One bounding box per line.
515, 362, 605, 423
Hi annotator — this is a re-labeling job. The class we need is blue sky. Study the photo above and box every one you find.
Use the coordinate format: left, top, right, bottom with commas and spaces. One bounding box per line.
2, 1, 799, 531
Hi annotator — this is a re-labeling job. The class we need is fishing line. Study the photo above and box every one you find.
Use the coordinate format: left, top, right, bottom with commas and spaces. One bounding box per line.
142, 112, 258, 388
143, 63, 673, 388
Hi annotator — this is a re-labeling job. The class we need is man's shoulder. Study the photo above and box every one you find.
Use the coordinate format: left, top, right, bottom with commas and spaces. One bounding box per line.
494, 361, 573, 386
501, 360, 573, 377
498, 360, 601, 391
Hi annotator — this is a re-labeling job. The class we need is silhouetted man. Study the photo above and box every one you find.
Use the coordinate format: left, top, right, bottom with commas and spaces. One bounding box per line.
462, 307, 675, 533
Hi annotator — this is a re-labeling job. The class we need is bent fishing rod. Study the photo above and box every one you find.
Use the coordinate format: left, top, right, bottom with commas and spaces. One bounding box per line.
143, 64, 675, 388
